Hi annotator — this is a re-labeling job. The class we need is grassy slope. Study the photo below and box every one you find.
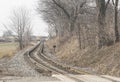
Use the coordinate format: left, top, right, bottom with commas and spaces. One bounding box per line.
46, 36, 120, 76
0, 42, 18, 58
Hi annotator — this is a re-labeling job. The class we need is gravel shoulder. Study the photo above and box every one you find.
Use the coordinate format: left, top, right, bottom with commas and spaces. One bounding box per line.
0, 48, 41, 77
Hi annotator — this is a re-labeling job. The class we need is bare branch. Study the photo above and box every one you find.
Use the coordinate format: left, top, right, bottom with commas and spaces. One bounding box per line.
105, 0, 111, 10
52, 0, 70, 19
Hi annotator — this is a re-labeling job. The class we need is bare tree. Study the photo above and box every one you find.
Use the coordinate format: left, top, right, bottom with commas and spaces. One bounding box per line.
10, 8, 32, 50
38, 0, 90, 48
96, 0, 110, 48
114, 0, 119, 42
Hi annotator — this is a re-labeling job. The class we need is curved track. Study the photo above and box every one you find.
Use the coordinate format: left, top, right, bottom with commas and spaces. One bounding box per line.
24, 40, 117, 82
24, 40, 84, 81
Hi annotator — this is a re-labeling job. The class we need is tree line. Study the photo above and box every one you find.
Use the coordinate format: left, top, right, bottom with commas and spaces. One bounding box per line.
38, 0, 120, 49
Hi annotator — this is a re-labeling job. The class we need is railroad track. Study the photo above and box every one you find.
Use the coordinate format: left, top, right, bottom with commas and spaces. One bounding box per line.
24, 40, 84, 82
24, 40, 118, 82
24, 40, 88, 74
24, 41, 53, 76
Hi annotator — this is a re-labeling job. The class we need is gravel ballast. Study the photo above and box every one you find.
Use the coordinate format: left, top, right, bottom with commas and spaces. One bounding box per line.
0, 49, 41, 77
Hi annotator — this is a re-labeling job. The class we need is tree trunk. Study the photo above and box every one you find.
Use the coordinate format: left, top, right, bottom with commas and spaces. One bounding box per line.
96, 0, 108, 48
115, 0, 119, 42
98, 11, 106, 48
19, 40, 23, 50
77, 24, 82, 49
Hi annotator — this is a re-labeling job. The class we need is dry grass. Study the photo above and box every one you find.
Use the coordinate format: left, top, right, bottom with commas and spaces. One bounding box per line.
46, 37, 59, 50
0, 42, 18, 58
46, 36, 120, 76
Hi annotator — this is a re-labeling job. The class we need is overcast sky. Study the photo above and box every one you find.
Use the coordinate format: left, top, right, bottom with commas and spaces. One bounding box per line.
0, 0, 48, 36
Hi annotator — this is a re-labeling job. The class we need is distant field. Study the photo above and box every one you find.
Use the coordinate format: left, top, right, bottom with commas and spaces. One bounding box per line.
0, 42, 18, 58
